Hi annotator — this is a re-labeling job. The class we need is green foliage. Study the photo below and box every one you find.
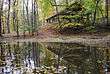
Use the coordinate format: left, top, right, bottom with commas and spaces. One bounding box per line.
85, 26, 96, 32
39, 0, 54, 18
83, 0, 104, 20
0, 0, 106, 35
61, 15, 81, 19
52, 0, 105, 33
55, 22, 97, 33
61, 22, 82, 28
83, 0, 96, 13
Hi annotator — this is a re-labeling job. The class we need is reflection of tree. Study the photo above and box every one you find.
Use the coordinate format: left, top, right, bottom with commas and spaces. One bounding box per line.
13, 42, 21, 67
43, 48, 55, 67
0, 42, 69, 73
45, 42, 105, 74
0, 43, 6, 67
32, 42, 40, 67
6, 43, 12, 59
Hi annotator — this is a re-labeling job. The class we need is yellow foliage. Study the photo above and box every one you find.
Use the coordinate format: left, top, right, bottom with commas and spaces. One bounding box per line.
54, 22, 82, 30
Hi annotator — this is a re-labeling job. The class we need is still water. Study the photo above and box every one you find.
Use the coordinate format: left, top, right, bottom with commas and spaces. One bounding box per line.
0, 42, 107, 74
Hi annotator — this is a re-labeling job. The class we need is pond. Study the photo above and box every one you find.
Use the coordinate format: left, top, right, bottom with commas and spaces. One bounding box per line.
0, 42, 108, 74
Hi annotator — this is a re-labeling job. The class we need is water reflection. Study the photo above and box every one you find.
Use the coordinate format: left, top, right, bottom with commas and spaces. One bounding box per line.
0, 42, 67, 74
0, 42, 106, 74
43, 42, 105, 74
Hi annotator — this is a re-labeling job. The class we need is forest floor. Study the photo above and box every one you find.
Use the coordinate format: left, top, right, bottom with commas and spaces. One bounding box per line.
0, 24, 110, 48
0, 30, 110, 48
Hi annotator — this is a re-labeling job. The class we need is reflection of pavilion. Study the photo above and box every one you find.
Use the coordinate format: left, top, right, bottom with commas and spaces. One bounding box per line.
42, 42, 109, 74
0, 41, 110, 74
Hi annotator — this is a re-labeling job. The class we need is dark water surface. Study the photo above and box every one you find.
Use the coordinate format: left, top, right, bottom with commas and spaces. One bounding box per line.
0, 42, 107, 74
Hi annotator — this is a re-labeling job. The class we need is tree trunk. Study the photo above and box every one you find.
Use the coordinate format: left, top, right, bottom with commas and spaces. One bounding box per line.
105, 0, 110, 26
26, 0, 30, 35
0, 0, 3, 36
34, 0, 39, 36
31, 0, 34, 36
92, 0, 100, 26
7, 0, 11, 33
16, 18, 19, 37
0, 11, 2, 36
23, 0, 26, 37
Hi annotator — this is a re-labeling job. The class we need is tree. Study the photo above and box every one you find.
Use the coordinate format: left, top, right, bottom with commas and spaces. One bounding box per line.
0, 0, 3, 36
105, 0, 110, 26
12, 0, 16, 32
26, 0, 31, 34
0, 2, 2, 36
7, 0, 11, 33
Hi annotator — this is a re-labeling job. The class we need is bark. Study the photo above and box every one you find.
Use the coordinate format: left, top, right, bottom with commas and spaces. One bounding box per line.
0, 0, 3, 36
26, 0, 30, 34
13, 0, 19, 37
13, 0, 16, 31
92, 0, 100, 26
105, 0, 110, 69
16, 18, 19, 37
7, 0, 11, 33
105, 0, 110, 25
31, 0, 34, 35
23, 0, 26, 37
0, 11, 2, 36
34, 0, 39, 36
